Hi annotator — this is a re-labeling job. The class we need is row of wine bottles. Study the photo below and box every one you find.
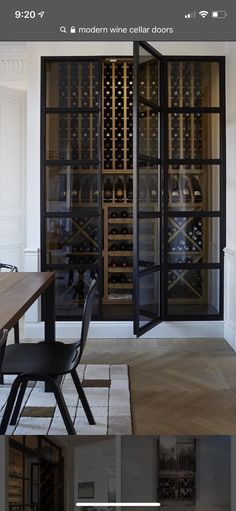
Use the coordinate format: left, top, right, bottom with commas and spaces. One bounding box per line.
109, 258, 133, 268
109, 227, 131, 235
109, 243, 133, 252
104, 177, 133, 202
109, 274, 133, 284
169, 174, 202, 203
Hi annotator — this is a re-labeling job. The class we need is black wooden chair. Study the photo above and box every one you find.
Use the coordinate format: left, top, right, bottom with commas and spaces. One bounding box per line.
0, 263, 19, 343
0, 278, 97, 435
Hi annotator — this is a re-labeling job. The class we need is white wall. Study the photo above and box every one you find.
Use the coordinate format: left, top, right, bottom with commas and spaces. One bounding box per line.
73, 437, 116, 511
0, 85, 26, 270
224, 42, 236, 349
121, 436, 156, 503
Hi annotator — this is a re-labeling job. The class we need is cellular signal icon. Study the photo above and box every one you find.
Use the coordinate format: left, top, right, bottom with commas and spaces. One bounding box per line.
185, 11, 196, 18
199, 10, 209, 18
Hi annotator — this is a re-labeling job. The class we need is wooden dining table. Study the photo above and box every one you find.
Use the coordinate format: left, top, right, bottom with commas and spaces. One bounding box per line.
0, 272, 55, 341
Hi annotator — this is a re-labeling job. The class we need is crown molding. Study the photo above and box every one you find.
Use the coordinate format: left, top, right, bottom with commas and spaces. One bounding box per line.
0, 43, 28, 81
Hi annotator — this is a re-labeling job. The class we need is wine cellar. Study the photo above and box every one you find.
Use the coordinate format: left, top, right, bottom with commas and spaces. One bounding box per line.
157, 439, 196, 503
41, 43, 225, 333
8, 437, 63, 511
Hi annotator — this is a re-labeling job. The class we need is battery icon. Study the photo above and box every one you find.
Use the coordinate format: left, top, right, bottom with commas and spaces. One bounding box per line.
211, 10, 227, 19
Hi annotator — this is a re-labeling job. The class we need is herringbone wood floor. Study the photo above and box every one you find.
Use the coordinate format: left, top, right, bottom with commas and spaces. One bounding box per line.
82, 338, 236, 435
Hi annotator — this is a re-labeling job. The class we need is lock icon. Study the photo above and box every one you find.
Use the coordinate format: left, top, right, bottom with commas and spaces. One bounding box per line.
70, 26, 76, 33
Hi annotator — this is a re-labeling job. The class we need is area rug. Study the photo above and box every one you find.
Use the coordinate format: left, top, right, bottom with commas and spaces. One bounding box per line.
0, 365, 132, 435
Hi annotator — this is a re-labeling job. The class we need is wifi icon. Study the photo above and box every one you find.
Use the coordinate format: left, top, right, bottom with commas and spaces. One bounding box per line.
199, 10, 209, 18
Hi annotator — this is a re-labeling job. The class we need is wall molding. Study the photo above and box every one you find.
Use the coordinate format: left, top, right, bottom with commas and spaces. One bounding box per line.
24, 320, 225, 340
0, 43, 28, 81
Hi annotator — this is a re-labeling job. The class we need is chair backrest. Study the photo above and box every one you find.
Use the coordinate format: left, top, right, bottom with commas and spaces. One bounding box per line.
0, 263, 18, 272
77, 278, 97, 362
0, 330, 8, 373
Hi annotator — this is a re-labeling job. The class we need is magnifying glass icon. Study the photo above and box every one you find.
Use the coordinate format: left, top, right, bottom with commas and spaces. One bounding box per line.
60, 26, 67, 33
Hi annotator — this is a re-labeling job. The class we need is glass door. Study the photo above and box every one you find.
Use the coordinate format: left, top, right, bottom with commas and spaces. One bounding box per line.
133, 42, 164, 336
41, 58, 102, 320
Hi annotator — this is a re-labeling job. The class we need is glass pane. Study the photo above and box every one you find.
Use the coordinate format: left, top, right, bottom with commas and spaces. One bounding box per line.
46, 113, 99, 161
168, 61, 220, 107
168, 216, 220, 263
139, 106, 159, 159
45, 61, 100, 108
139, 270, 160, 329
45, 165, 99, 212
139, 161, 160, 212
168, 165, 220, 211
139, 218, 161, 270
46, 216, 99, 265
167, 268, 220, 315
168, 113, 220, 160
139, 47, 160, 105
53, 269, 99, 318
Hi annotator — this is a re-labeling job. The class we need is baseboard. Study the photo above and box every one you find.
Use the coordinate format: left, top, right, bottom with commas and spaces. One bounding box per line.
24, 320, 225, 340
224, 321, 236, 351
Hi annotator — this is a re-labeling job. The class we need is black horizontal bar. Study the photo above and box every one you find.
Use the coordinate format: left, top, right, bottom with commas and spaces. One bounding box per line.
44, 264, 99, 270
138, 154, 162, 164
45, 210, 100, 217
167, 263, 222, 270
138, 211, 161, 218
168, 107, 221, 114
168, 159, 222, 165
45, 160, 100, 166
168, 211, 222, 217
44, 107, 100, 114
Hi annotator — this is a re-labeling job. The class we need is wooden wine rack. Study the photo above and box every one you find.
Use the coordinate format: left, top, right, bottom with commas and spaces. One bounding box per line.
102, 60, 134, 306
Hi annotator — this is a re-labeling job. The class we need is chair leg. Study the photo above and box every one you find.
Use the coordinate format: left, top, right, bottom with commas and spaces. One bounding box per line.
71, 369, 95, 425
0, 376, 23, 434
10, 381, 28, 426
14, 322, 20, 343
47, 377, 76, 435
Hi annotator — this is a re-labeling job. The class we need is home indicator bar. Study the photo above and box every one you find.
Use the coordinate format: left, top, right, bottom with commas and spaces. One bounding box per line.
76, 504, 161, 508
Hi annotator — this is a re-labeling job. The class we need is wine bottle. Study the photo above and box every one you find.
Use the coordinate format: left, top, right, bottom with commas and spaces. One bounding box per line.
110, 211, 118, 218
126, 177, 133, 202
180, 175, 191, 202
110, 227, 118, 235
120, 243, 127, 251
109, 275, 118, 284
110, 260, 116, 268
169, 175, 180, 202
81, 178, 90, 202
121, 227, 128, 235
191, 175, 202, 203
120, 274, 128, 283
110, 244, 118, 251
104, 178, 113, 202
120, 257, 128, 267
115, 177, 124, 202
121, 210, 128, 218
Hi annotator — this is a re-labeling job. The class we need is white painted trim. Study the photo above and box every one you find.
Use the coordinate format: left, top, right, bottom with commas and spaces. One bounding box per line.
224, 247, 236, 350
25, 320, 224, 339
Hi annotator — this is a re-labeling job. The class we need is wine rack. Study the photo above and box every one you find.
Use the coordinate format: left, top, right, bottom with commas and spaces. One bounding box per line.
102, 60, 134, 306
157, 440, 196, 502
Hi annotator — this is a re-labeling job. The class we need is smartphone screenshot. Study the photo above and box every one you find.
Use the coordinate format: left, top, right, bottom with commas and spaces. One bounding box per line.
0, 0, 235, 509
